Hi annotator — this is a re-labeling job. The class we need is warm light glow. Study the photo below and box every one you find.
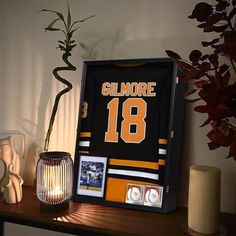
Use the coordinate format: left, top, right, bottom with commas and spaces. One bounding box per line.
42, 164, 65, 203
48, 186, 63, 196
43, 165, 62, 191
47, 185, 64, 202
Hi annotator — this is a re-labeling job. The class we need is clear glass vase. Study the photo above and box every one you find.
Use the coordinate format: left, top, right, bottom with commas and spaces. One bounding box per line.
36, 151, 73, 212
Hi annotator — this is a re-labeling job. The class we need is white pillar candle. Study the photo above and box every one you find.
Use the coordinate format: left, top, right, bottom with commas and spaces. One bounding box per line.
188, 165, 221, 234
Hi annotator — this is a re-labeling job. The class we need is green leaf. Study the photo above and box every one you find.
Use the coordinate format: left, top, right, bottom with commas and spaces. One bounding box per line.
40, 9, 64, 21
70, 44, 76, 49
67, 3, 71, 30
58, 40, 65, 44
71, 15, 95, 29
46, 18, 60, 30
68, 27, 79, 38
45, 27, 61, 31
58, 45, 66, 51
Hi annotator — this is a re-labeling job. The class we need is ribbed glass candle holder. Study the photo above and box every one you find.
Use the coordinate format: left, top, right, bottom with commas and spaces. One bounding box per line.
36, 151, 73, 212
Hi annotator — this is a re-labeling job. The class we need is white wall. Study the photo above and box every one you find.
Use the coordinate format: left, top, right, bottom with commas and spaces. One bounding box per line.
1, 1, 235, 226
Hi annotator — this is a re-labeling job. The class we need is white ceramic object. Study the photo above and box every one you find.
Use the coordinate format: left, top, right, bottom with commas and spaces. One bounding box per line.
0, 136, 23, 203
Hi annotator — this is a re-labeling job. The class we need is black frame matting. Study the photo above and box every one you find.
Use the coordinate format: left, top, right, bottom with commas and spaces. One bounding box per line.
72, 58, 186, 213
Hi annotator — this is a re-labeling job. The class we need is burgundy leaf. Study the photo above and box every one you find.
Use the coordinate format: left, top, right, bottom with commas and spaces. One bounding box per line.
176, 60, 193, 72
202, 41, 210, 47
179, 68, 204, 81
214, 24, 229, 32
221, 70, 230, 87
194, 80, 208, 88
204, 13, 223, 31
207, 129, 218, 141
216, 1, 230, 11
198, 84, 219, 103
229, 8, 236, 20
219, 64, 230, 74
165, 50, 181, 60
200, 54, 209, 61
189, 50, 202, 62
217, 129, 233, 147
211, 38, 220, 44
200, 117, 212, 127
220, 136, 233, 146
223, 31, 236, 62
208, 140, 221, 150
214, 24, 229, 33
201, 38, 220, 47
197, 23, 207, 28
210, 121, 217, 129
227, 82, 236, 97
185, 97, 202, 103
190, 2, 213, 22
208, 105, 228, 121
227, 141, 236, 158
204, 24, 228, 32
194, 105, 212, 113
183, 89, 198, 97
213, 44, 224, 54
188, 14, 195, 19
209, 54, 219, 67
201, 62, 211, 71
203, 25, 215, 32
217, 120, 230, 135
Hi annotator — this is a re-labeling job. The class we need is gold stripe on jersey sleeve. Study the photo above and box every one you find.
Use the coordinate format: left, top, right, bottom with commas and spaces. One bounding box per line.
105, 177, 159, 203
109, 159, 159, 170
80, 132, 91, 138
159, 139, 167, 145
158, 159, 166, 165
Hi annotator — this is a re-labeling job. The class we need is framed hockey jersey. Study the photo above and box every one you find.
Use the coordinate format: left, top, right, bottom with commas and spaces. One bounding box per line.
73, 58, 186, 213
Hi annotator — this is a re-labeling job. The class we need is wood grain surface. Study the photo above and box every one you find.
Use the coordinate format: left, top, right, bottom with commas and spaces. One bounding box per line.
0, 186, 235, 235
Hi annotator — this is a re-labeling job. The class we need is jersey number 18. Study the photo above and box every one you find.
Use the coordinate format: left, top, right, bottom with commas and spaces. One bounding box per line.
105, 98, 147, 144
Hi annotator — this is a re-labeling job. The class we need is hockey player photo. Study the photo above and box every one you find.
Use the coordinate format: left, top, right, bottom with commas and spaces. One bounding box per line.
77, 155, 107, 197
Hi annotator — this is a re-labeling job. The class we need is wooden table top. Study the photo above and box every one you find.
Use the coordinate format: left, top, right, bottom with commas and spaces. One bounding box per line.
0, 186, 235, 235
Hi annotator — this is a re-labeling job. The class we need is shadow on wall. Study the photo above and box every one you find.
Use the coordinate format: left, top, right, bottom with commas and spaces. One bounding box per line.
19, 58, 53, 185
23, 142, 38, 186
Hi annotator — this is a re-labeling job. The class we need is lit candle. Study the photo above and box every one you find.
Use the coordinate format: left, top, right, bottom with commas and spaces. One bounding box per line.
47, 186, 64, 203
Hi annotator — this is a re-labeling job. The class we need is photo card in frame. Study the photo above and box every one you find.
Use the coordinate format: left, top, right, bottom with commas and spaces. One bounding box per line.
77, 155, 107, 198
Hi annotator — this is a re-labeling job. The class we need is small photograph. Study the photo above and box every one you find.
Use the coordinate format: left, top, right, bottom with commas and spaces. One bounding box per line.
77, 155, 107, 197
144, 186, 163, 208
126, 184, 144, 205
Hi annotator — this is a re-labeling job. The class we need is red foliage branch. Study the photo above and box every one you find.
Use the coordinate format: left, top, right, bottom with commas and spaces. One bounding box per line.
166, 0, 236, 159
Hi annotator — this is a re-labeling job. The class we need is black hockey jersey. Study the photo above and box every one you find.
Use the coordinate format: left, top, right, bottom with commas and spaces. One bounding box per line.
79, 62, 172, 163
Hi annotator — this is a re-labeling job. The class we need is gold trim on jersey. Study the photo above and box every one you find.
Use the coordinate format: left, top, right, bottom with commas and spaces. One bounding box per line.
109, 159, 159, 170
80, 132, 91, 138
158, 159, 166, 165
159, 139, 167, 145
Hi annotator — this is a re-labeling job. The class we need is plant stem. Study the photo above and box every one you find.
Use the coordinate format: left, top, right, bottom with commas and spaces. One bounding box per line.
44, 53, 76, 151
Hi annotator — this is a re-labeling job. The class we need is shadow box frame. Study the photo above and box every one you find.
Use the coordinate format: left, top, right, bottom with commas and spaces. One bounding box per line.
72, 58, 186, 213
